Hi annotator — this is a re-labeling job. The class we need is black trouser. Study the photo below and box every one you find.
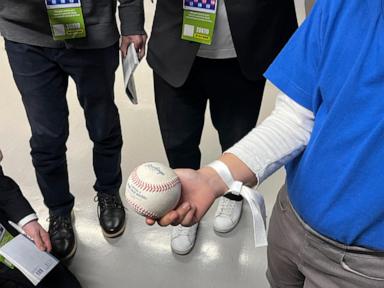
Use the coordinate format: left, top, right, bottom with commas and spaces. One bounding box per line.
5, 40, 123, 217
0, 263, 81, 288
154, 57, 265, 170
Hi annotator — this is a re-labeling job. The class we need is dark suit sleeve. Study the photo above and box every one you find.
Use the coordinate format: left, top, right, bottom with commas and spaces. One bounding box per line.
118, 0, 145, 36
0, 166, 35, 224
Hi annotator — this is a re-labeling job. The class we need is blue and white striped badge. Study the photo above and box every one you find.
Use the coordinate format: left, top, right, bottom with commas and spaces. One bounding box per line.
46, 0, 81, 9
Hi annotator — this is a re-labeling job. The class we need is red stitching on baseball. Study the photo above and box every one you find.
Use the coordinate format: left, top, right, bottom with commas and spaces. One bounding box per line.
126, 197, 160, 219
130, 168, 180, 193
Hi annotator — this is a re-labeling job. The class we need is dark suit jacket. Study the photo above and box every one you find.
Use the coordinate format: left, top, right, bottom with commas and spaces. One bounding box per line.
0, 0, 145, 49
0, 166, 35, 236
147, 0, 298, 88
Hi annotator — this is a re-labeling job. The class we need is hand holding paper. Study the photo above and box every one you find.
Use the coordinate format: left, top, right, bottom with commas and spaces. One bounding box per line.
120, 34, 147, 59
22, 221, 52, 252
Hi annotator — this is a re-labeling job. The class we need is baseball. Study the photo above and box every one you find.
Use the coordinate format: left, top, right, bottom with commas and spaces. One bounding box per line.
125, 162, 181, 219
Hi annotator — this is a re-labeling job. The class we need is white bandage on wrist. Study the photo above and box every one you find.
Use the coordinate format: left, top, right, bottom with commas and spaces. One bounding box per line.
207, 160, 238, 191
207, 160, 267, 247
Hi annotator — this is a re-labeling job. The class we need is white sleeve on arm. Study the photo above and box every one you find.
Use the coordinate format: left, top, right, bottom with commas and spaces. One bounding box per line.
18, 213, 38, 228
226, 93, 314, 184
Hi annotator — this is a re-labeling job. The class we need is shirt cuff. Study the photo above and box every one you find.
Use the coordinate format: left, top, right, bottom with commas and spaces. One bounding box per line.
18, 213, 38, 228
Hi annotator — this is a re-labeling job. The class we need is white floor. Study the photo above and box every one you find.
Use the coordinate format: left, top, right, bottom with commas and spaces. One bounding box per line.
0, 2, 305, 287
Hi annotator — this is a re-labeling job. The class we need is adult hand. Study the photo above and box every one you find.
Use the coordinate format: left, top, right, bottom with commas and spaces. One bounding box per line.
22, 220, 52, 252
146, 167, 227, 227
120, 34, 148, 60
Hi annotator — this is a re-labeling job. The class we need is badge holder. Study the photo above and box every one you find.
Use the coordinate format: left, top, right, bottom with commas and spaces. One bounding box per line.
181, 0, 218, 45
45, 0, 86, 41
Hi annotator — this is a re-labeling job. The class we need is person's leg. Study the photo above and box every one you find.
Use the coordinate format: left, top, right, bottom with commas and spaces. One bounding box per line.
272, 185, 384, 288
154, 71, 207, 170
5, 40, 76, 260
266, 185, 305, 287
59, 43, 125, 238
5, 40, 73, 218
207, 58, 264, 153
206, 58, 265, 232
0, 260, 81, 288
154, 61, 207, 255
0, 263, 35, 288
38, 264, 81, 288
300, 217, 384, 288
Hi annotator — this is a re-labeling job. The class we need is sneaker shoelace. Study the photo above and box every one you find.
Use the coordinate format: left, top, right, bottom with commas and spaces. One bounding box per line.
217, 197, 236, 216
175, 225, 195, 237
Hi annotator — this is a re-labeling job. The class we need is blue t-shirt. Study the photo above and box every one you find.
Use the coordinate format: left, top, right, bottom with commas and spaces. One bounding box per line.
264, 0, 384, 251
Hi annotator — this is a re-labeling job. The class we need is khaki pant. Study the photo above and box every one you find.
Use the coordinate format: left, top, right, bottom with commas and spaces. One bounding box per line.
267, 186, 384, 288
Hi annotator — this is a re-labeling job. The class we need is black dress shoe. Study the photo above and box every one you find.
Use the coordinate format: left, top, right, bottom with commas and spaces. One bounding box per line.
96, 192, 126, 238
49, 213, 76, 261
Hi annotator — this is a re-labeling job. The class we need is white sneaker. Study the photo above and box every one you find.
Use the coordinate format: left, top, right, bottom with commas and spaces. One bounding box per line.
213, 196, 243, 233
171, 223, 198, 255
